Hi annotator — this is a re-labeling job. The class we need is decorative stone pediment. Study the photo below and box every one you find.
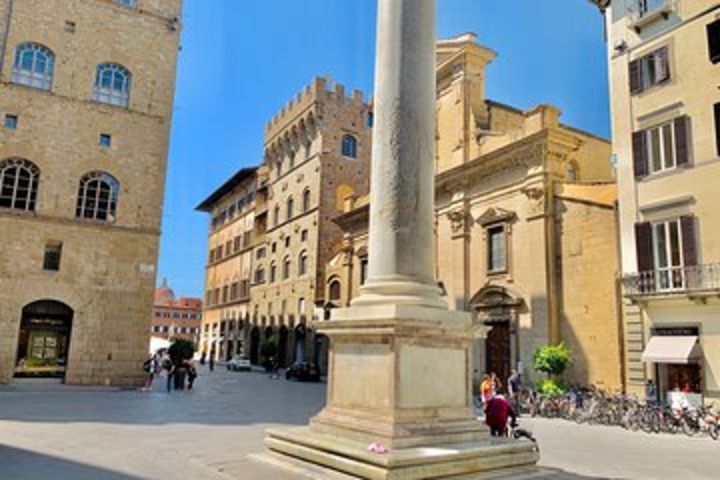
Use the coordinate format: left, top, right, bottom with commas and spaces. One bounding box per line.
475, 207, 516, 226
470, 284, 524, 310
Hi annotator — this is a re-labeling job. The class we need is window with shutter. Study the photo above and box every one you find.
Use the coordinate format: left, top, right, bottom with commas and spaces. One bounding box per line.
630, 47, 671, 95
714, 103, 720, 157
708, 19, 720, 64
632, 130, 648, 178
680, 215, 698, 267
674, 116, 690, 167
635, 222, 654, 273
629, 59, 643, 94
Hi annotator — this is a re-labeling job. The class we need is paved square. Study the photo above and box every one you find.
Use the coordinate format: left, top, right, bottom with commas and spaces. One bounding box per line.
0, 368, 717, 479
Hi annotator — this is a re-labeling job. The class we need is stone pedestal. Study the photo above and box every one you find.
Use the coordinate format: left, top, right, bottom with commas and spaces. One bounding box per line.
265, 306, 539, 479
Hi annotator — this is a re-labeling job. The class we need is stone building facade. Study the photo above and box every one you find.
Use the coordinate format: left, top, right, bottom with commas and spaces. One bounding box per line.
325, 34, 624, 390
248, 78, 372, 372
196, 167, 258, 363
0, 0, 182, 385
151, 279, 202, 345
598, 0, 720, 404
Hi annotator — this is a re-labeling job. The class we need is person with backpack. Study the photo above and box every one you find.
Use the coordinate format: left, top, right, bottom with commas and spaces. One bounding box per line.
142, 354, 158, 391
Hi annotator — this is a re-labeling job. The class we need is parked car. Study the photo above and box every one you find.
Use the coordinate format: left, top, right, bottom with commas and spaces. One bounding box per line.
285, 362, 321, 382
227, 356, 251, 372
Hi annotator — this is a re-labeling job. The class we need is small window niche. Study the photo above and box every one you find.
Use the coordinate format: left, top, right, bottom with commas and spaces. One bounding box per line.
99, 133, 112, 147
43, 242, 63, 271
4, 114, 18, 129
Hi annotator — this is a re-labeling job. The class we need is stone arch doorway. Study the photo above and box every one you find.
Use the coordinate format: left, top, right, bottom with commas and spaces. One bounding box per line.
15, 300, 74, 379
249, 326, 260, 365
293, 323, 306, 364
278, 325, 289, 368
314, 333, 329, 376
470, 286, 524, 390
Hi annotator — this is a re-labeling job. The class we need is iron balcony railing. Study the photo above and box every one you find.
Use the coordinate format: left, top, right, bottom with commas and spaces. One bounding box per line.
623, 263, 720, 297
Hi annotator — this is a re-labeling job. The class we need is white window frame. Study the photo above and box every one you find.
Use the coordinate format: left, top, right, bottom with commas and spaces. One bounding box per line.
651, 218, 685, 291
12, 43, 54, 91
93, 63, 131, 108
646, 121, 676, 174
486, 223, 507, 274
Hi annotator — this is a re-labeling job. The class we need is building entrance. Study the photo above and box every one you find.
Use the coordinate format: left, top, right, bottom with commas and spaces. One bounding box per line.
15, 300, 74, 379
485, 320, 511, 388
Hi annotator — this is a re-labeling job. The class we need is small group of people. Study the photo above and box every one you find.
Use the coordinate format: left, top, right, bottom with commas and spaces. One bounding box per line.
478, 370, 522, 437
142, 352, 198, 393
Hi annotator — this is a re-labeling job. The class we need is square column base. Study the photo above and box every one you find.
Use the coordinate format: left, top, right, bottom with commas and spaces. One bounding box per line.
265, 427, 539, 480
264, 304, 538, 479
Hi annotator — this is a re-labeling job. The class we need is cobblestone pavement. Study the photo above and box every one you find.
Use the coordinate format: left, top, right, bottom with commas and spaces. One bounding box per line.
1, 368, 718, 479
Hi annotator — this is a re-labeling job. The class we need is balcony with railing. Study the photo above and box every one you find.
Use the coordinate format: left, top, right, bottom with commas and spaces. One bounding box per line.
623, 263, 720, 298
627, 0, 675, 30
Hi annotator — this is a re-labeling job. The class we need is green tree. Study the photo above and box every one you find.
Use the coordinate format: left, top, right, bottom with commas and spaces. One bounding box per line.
533, 343, 572, 395
168, 338, 195, 367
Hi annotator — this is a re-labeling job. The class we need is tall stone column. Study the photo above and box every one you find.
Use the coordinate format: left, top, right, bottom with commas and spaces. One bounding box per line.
263, 1, 539, 477
356, 0, 445, 309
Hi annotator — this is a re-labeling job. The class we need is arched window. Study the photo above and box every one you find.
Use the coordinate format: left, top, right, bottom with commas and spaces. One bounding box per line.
282, 256, 291, 279
93, 63, 131, 108
269, 262, 277, 283
298, 251, 308, 276
286, 196, 294, 221
0, 158, 40, 211
12, 43, 54, 90
341, 134, 358, 158
302, 189, 311, 212
566, 162, 578, 182
329, 280, 341, 301
75, 171, 120, 222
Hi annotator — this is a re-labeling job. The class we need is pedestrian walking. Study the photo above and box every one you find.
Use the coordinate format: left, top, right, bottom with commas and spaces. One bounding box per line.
485, 394, 517, 437
187, 361, 198, 390
645, 379, 657, 404
142, 354, 158, 391
200, 351, 206, 366
507, 370, 521, 412
209, 355, 215, 372
162, 353, 174, 393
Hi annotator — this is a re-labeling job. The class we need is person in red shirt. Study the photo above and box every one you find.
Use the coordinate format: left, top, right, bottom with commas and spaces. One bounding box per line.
485, 394, 517, 437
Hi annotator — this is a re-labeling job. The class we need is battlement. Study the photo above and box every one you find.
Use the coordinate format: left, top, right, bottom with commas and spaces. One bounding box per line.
264, 76, 367, 142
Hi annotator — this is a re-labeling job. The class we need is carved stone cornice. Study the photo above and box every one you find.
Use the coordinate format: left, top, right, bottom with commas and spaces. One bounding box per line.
436, 131, 549, 195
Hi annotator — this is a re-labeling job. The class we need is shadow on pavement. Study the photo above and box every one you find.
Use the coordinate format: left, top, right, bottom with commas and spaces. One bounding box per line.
0, 368, 326, 427
0, 445, 142, 480
537, 467, 624, 479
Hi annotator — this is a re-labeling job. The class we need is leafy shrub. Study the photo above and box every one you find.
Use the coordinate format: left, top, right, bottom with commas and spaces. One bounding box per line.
168, 338, 195, 366
533, 343, 572, 377
537, 378, 566, 396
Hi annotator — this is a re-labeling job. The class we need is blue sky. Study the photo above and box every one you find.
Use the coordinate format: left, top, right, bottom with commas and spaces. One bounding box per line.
158, 0, 609, 297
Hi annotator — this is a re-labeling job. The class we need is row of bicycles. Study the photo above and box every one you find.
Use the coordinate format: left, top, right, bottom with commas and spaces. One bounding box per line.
518, 388, 720, 440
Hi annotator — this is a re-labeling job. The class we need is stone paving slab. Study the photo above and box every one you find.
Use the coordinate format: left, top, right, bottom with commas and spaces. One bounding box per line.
1, 368, 718, 480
